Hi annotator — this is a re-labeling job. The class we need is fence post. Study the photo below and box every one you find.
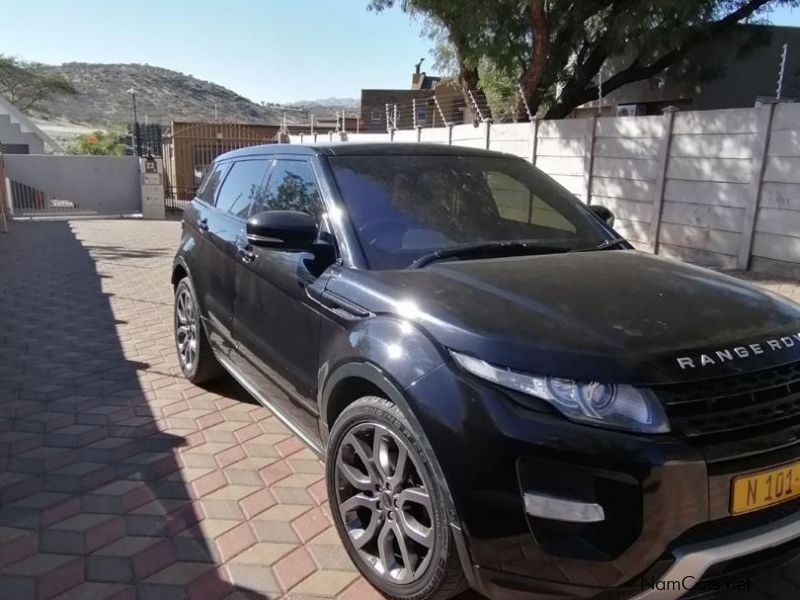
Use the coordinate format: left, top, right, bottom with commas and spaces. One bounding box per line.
738, 100, 777, 270
529, 117, 540, 166
447, 124, 454, 146
484, 120, 491, 150
650, 107, 677, 254
5, 177, 13, 216
583, 117, 597, 205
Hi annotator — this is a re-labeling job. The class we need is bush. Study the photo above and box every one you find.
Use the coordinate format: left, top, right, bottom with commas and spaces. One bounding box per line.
67, 131, 127, 156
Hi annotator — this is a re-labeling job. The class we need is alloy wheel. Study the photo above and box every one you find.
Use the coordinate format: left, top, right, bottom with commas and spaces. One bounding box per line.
334, 422, 435, 584
175, 286, 198, 371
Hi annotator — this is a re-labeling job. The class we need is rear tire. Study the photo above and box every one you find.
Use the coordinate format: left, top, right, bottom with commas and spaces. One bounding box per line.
174, 276, 223, 384
326, 396, 465, 600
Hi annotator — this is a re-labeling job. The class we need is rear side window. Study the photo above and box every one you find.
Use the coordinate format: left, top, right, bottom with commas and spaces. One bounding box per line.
214, 159, 270, 219
251, 160, 323, 222
196, 162, 227, 204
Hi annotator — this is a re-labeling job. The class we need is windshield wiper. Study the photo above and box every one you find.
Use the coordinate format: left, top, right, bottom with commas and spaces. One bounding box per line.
573, 237, 630, 252
410, 240, 570, 269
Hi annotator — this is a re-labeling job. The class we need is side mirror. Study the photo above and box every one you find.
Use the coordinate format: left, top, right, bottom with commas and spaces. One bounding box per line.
246, 210, 317, 247
589, 205, 615, 228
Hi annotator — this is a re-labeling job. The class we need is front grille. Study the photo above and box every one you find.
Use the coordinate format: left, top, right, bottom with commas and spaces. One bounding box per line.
654, 361, 800, 462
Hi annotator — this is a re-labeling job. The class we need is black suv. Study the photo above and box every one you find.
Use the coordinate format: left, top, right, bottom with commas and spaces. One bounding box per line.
173, 143, 800, 600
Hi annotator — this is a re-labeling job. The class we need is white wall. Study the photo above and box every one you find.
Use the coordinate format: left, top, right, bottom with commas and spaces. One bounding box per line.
4, 155, 141, 214
321, 103, 800, 275
753, 103, 800, 274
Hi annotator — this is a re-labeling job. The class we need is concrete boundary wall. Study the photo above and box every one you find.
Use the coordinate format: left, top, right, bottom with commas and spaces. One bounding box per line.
293, 102, 800, 275
4, 155, 141, 215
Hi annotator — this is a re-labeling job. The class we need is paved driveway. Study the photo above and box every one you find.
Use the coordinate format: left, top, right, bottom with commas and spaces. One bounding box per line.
0, 219, 799, 600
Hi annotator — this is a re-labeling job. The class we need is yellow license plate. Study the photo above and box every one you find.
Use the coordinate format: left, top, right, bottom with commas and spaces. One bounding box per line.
731, 462, 800, 515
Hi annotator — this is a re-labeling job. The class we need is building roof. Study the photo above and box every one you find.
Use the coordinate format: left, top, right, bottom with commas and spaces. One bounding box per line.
0, 95, 62, 152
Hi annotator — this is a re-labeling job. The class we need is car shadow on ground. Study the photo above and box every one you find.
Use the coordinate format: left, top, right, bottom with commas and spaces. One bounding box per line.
0, 221, 269, 599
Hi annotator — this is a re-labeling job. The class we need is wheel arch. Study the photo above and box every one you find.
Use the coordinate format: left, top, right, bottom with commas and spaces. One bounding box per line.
171, 256, 190, 288
321, 362, 414, 439
320, 360, 480, 590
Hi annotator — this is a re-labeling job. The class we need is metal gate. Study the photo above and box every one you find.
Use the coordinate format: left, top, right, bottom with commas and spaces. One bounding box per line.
3, 155, 141, 217
162, 122, 278, 212
0, 149, 7, 231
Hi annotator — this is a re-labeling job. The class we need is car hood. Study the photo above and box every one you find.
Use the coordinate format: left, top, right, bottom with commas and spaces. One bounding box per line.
325, 251, 800, 384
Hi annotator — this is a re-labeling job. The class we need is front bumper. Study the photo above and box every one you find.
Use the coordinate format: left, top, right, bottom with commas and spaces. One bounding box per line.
406, 364, 800, 599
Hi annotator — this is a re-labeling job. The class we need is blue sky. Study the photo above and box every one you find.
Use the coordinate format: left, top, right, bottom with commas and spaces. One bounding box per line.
0, 0, 799, 104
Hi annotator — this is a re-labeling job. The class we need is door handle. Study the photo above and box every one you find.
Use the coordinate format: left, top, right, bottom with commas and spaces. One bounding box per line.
197, 217, 209, 231
237, 244, 256, 263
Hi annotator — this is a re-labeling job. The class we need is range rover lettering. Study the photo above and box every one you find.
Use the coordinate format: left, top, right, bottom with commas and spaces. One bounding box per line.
172, 143, 800, 600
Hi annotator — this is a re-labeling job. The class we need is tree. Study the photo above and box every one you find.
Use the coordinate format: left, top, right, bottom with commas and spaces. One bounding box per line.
67, 131, 127, 156
370, 0, 798, 119
0, 56, 76, 111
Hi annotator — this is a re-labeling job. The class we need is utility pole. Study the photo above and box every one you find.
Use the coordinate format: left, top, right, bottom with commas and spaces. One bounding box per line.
127, 88, 139, 157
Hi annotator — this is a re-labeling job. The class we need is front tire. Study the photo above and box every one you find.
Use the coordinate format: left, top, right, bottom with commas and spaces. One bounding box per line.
326, 396, 465, 600
174, 276, 222, 384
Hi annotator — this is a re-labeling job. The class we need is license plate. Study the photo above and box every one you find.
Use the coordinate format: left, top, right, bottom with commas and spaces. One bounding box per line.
731, 462, 800, 515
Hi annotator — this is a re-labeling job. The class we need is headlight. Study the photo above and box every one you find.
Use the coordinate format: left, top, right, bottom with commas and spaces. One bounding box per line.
450, 350, 669, 434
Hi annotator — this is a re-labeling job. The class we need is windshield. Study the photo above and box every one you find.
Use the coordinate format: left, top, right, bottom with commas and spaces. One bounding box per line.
328, 154, 612, 269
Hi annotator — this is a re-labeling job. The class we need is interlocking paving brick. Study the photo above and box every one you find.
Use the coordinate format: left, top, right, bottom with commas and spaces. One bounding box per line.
273, 546, 317, 592
214, 522, 257, 563
0, 526, 38, 568
0, 553, 84, 600
40, 513, 124, 555
51, 582, 134, 600
223, 563, 281, 596
291, 569, 360, 596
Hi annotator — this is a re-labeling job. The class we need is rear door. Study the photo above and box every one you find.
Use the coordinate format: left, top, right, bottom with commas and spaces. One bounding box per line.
202, 158, 271, 353
186, 160, 229, 351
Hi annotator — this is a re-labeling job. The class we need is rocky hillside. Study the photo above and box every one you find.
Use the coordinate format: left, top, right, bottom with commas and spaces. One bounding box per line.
27, 62, 304, 127
287, 97, 360, 118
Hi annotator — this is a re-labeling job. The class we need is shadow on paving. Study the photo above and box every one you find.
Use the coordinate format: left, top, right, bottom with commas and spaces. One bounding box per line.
0, 221, 268, 599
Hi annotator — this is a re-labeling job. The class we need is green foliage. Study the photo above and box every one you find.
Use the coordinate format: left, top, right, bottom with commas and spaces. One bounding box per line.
0, 55, 76, 111
370, 0, 800, 118
478, 58, 521, 121
67, 131, 127, 156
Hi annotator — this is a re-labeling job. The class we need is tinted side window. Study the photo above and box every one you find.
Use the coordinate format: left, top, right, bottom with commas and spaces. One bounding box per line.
252, 160, 323, 221
196, 162, 227, 204
214, 159, 270, 219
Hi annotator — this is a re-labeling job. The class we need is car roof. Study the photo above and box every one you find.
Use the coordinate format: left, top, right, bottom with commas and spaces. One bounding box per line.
215, 142, 512, 162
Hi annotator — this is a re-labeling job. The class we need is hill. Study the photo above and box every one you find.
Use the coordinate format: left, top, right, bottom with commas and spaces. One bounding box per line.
26, 62, 304, 128
287, 97, 360, 118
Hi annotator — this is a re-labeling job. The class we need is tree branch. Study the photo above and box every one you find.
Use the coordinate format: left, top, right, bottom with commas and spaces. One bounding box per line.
547, 0, 774, 117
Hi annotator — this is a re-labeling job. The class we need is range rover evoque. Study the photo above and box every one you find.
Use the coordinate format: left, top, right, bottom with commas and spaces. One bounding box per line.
172, 143, 800, 600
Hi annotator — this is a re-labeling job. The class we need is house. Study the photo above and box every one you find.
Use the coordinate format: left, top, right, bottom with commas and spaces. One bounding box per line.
162, 118, 357, 201
0, 95, 62, 154
360, 61, 477, 132
578, 25, 800, 117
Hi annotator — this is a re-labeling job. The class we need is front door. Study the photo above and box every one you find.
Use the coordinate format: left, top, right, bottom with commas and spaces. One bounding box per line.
204, 158, 271, 353
232, 158, 334, 441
